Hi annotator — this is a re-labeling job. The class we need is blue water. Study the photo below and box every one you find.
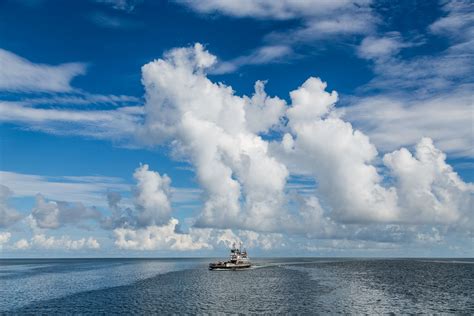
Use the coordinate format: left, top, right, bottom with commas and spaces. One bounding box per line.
1, 258, 473, 314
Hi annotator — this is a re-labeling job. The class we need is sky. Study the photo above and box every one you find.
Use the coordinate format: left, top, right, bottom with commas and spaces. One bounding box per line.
0, 0, 473, 258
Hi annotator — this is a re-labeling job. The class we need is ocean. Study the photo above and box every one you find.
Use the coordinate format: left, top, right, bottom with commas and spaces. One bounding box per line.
1, 258, 473, 314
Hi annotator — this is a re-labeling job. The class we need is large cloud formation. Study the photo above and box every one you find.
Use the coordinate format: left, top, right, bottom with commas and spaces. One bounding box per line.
280, 77, 399, 223
135, 43, 472, 243
2, 43, 472, 254
140, 43, 289, 232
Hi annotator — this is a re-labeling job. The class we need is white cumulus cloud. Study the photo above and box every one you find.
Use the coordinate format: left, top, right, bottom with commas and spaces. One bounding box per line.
0, 232, 11, 247
384, 137, 473, 226
114, 218, 211, 251
133, 164, 173, 227
13, 239, 30, 250
140, 43, 289, 231
137, 43, 472, 239
279, 77, 399, 223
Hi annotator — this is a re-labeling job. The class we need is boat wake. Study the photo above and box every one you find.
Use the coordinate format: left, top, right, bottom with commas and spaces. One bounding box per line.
251, 260, 340, 269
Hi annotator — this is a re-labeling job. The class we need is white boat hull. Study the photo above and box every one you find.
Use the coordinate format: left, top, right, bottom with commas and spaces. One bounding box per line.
208, 262, 251, 270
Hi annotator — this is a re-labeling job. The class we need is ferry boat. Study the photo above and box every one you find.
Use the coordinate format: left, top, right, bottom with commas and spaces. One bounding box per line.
209, 243, 251, 270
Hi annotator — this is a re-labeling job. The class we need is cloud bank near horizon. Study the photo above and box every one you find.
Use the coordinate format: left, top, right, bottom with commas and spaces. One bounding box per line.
1, 43, 472, 255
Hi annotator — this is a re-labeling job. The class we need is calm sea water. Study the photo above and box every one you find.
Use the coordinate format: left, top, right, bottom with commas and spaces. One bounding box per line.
1, 258, 473, 314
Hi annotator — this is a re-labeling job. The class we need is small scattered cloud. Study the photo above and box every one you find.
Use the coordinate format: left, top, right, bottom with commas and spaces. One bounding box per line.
0, 185, 23, 228
28, 234, 100, 250
0, 49, 86, 92
344, 89, 474, 158
429, 0, 474, 42
3, 232, 100, 251
0, 48, 142, 143
0, 101, 142, 141
211, 45, 294, 74
88, 11, 143, 29
356, 2, 473, 95
94, 0, 143, 12
31, 194, 102, 229
176, 0, 370, 21
13, 239, 30, 250
177, 1, 376, 73
358, 51, 472, 94
357, 32, 410, 60
0, 232, 12, 247
271, 9, 375, 43
0, 168, 204, 232
0, 171, 130, 207
25, 92, 141, 107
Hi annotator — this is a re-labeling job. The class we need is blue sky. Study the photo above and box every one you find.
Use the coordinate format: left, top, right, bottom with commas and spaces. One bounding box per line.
0, 0, 472, 257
